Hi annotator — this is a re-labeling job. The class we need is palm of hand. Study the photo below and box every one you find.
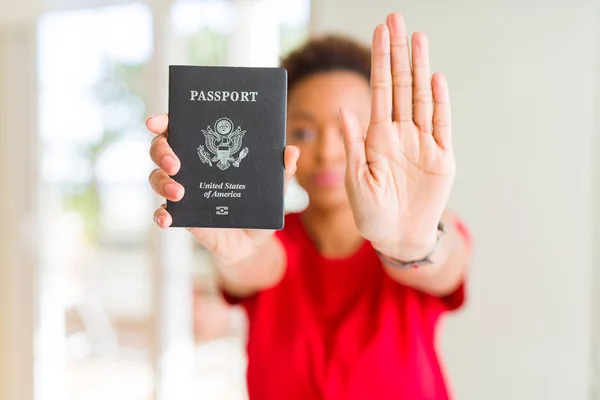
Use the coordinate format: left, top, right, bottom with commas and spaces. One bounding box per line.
187, 227, 274, 264
340, 14, 455, 252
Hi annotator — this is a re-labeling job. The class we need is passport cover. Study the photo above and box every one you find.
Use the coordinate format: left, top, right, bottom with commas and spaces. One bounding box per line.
166, 65, 287, 229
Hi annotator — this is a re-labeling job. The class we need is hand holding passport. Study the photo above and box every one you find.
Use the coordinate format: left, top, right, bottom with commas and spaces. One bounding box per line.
147, 66, 300, 263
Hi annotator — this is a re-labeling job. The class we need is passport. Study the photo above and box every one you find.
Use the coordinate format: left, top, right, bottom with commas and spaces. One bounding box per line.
166, 65, 287, 229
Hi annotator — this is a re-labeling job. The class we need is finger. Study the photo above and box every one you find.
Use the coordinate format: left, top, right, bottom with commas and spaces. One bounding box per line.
283, 145, 300, 195
370, 24, 393, 125
339, 106, 366, 172
149, 134, 181, 175
153, 204, 172, 229
431, 72, 452, 149
412, 32, 433, 133
148, 169, 185, 201
386, 13, 412, 122
146, 114, 169, 135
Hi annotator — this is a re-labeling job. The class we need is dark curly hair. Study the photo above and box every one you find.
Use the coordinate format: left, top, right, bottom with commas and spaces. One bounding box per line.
280, 35, 371, 94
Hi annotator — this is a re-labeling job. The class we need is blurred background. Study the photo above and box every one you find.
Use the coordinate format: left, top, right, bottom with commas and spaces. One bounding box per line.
0, 0, 598, 399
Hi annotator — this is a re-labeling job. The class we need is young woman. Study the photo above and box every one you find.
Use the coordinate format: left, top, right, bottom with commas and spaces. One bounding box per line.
148, 12, 472, 400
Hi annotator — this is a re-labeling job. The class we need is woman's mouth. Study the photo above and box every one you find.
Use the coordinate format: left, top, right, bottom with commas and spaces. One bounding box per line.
312, 171, 344, 188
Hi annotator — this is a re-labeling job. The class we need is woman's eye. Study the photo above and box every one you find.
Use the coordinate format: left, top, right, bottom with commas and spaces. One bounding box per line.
291, 128, 316, 142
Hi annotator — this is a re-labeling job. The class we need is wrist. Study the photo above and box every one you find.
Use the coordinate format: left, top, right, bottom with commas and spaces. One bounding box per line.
373, 222, 446, 267
373, 238, 436, 261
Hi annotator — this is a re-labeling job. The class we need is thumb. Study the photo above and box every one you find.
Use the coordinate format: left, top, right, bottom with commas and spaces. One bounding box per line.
283, 145, 300, 195
339, 107, 366, 173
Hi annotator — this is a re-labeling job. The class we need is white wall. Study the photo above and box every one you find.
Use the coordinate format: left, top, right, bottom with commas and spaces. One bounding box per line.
592, 0, 600, 397
0, 24, 39, 400
311, 1, 596, 399
0, 1, 39, 26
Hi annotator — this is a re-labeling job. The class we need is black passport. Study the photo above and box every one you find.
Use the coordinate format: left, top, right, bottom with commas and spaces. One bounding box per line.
166, 65, 287, 229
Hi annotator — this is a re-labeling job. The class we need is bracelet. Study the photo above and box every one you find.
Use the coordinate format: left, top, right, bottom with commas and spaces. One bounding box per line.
375, 221, 446, 269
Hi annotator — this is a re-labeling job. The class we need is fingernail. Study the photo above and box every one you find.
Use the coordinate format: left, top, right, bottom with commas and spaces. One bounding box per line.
165, 183, 180, 198
155, 215, 163, 227
294, 145, 301, 156
161, 156, 178, 174
146, 115, 155, 124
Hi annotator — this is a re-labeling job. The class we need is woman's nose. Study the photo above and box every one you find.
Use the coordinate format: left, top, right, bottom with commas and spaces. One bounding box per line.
316, 126, 346, 164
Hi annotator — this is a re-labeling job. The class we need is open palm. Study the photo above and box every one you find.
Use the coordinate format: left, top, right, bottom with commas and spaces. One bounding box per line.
340, 13, 456, 256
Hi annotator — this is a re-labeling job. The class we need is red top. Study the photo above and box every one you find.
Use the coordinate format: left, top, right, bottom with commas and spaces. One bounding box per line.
222, 212, 471, 400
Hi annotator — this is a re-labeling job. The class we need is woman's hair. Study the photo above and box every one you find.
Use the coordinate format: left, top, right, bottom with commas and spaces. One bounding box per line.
280, 35, 371, 94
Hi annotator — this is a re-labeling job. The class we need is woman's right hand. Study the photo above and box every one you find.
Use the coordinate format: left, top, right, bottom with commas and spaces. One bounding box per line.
147, 114, 300, 265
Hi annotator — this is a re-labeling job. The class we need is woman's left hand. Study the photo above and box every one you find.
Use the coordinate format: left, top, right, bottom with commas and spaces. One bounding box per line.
340, 12, 455, 260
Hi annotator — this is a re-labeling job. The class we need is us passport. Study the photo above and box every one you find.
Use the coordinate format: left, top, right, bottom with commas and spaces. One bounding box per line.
166, 65, 287, 229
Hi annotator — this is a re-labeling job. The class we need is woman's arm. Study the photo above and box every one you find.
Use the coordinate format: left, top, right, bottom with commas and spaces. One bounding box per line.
374, 209, 472, 297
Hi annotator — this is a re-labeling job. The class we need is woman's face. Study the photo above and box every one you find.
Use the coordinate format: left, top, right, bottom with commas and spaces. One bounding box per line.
287, 71, 371, 211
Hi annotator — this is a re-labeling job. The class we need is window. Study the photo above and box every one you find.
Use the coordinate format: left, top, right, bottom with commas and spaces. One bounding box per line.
37, 5, 155, 400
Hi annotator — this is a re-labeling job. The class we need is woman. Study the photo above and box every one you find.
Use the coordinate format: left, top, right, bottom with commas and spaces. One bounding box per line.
148, 12, 472, 400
